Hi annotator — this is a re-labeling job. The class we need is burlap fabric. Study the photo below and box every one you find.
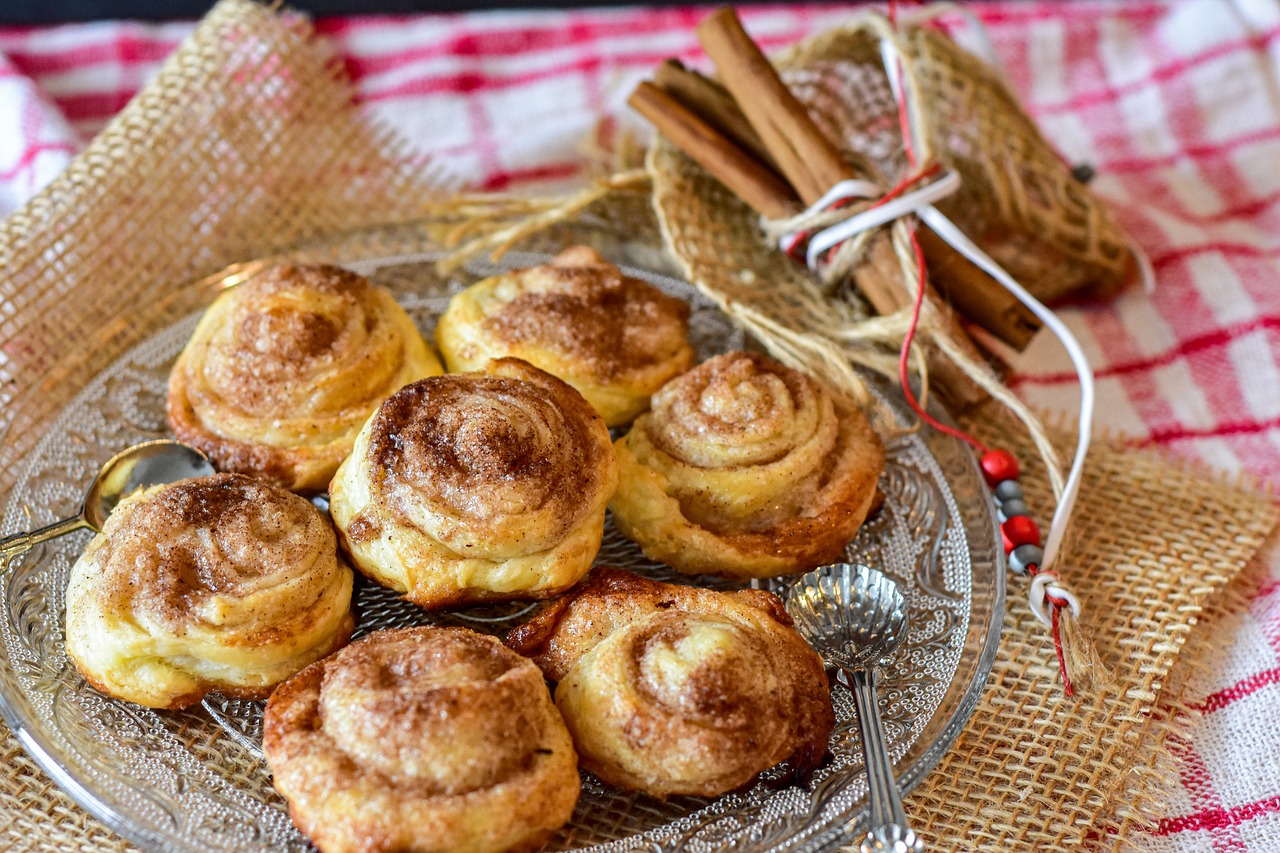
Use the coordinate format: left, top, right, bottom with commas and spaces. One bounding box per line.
905, 21, 1136, 300
660, 14, 1135, 303
917, 412, 1277, 850
0, 2, 1274, 851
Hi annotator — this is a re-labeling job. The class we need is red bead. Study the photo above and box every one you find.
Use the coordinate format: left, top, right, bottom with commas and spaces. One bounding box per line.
980, 449, 1020, 488
1001, 515, 1041, 553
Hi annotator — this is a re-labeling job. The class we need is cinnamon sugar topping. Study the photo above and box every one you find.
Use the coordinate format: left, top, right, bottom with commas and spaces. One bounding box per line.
484, 257, 691, 381
238, 308, 339, 363
97, 473, 331, 630
364, 361, 613, 542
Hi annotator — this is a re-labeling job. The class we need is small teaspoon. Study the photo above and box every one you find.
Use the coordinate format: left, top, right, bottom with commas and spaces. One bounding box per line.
0, 439, 214, 564
788, 562, 924, 853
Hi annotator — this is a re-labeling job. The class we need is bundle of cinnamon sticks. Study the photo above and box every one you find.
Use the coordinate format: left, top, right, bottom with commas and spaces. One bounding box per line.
629, 7, 1042, 407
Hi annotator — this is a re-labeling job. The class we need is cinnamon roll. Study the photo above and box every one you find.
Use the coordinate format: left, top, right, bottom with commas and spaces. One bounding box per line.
264, 627, 580, 853
610, 351, 884, 579
435, 246, 695, 426
507, 568, 833, 798
329, 358, 618, 609
167, 263, 442, 493
65, 473, 354, 710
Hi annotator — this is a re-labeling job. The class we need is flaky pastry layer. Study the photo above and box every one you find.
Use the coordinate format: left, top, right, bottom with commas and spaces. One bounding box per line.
610, 351, 884, 578
330, 358, 618, 609
508, 568, 834, 798
65, 473, 354, 709
167, 263, 441, 493
265, 627, 580, 853
436, 246, 695, 426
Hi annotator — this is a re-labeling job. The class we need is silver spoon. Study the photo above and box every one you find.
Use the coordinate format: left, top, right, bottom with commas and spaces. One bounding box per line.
0, 439, 215, 564
788, 562, 924, 853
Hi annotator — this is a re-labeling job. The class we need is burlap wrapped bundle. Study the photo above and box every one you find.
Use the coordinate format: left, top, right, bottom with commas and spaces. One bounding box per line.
650, 13, 1137, 361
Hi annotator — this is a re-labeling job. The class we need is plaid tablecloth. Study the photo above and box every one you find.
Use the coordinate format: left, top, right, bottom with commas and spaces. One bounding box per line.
2, 1, 1278, 850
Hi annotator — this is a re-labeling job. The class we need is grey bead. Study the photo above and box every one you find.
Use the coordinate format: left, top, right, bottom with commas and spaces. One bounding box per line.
1009, 544, 1044, 576
998, 499, 1030, 522
994, 480, 1024, 503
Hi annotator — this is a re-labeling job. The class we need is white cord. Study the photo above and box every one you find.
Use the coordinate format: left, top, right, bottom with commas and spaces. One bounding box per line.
804, 173, 960, 268
916, 205, 1093, 572
788, 175, 1095, 575
807, 178, 882, 211
1029, 571, 1082, 627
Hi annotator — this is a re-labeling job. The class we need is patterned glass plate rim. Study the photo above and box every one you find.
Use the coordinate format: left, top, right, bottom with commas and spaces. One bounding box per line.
0, 246, 1005, 853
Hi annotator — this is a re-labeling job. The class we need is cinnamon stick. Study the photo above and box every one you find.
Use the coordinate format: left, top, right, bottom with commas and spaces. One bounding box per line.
694, 8, 919, 310
628, 81, 799, 219
916, 228, 1040, 350
653, 59, 780, 173
696, 7, 989, 407
697, 7, 850, 206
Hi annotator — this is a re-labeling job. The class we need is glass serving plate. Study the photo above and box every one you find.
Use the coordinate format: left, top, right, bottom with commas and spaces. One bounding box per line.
0, 249, 1004, 853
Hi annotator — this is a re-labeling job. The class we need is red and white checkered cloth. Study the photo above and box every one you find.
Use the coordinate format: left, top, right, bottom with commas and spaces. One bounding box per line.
2, 1, 1278, 849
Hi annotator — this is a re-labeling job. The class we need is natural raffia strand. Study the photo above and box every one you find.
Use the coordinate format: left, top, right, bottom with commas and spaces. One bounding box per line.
0, 2, 1274, 851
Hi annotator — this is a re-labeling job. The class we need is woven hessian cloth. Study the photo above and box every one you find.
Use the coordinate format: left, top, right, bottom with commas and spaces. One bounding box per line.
0, 3, 1275, 851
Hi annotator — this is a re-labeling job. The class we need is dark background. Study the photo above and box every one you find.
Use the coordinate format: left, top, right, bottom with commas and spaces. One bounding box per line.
3, 1, 700, 25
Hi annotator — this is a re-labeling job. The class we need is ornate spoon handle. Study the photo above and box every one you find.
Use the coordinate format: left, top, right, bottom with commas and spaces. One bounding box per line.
843, 666, 924, 853
0, 516, 86, 562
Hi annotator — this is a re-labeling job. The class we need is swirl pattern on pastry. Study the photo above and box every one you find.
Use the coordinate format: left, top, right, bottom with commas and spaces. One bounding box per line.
264, 627, 580, 853
65, 473, 354, 710
610, 351, 884, 578
507, 568, 834, 798
329, 358, 618, 609
167, 263, 442, 493
435, 246, 695, 426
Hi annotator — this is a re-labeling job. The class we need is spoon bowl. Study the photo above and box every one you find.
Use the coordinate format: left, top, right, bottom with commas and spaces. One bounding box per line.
1, 439, 215, 563
788, 562, 910, 670
787, 562, 924, 853
81, 440, 216, 531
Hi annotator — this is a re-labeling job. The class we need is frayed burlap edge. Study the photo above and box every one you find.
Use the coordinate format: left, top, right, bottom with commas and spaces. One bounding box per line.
1102, 535, 1280, 851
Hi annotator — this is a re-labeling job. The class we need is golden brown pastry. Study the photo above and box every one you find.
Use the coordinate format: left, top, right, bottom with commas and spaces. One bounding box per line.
508, 568, 834, 798
167, 263, 442, 493
329, 358, 618, 610
610, 351, 884, 579
435, 246, 695, 426
64, 473, 354, 710
264, 627, 580, 853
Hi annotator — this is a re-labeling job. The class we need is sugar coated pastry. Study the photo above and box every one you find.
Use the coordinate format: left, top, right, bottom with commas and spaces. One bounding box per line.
507, 568, 834, 798
167, 262, 442, 493
610, 351, 884, 579
435, 245, 695, 426
329, 358, 618, 609
264, 627, 580, 853
65, 473, 354, 710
